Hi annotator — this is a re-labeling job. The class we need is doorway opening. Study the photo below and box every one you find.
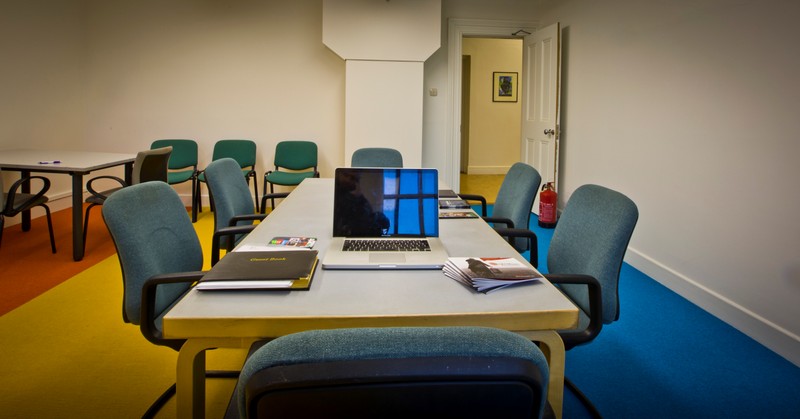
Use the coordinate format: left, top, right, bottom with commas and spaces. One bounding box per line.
445, 19, 536, 193
460, 37, 522, 201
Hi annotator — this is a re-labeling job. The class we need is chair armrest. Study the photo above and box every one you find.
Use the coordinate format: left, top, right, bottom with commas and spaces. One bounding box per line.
483, 216, 514, 228
493, 227, 538, 268
4, 176, 51, 212
545, 273, 603, 349
211, 225, 258, 266
229, 213, 267, 226
457, 193, 487, 217
86, 175, 127, 199
260, 192, 290, 214
141, 271, 206, 351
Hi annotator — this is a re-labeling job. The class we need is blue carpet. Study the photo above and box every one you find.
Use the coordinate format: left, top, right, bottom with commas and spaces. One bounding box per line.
481, 205, 800, 418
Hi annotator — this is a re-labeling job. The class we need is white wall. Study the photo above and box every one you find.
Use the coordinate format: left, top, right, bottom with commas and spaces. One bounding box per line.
3, 0, 345, 206
83, 0, 345, 200
0, 0, 89, 198
533, 0, 800, 365
422, 0, 800, 365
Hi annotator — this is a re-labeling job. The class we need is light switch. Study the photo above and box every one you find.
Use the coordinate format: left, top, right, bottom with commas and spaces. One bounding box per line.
429, 88, 438, 96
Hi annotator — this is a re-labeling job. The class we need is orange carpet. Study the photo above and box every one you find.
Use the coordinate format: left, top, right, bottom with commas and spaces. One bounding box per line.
0, 205, 117, 316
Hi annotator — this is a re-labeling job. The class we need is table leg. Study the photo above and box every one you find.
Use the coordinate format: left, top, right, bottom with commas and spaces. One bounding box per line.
175, 338, 254, 419
176, 339, 208, 419
518, 330, 566, 419
123, 162, 133, 184
20, 170, 32, 231
71, 173, 85, 261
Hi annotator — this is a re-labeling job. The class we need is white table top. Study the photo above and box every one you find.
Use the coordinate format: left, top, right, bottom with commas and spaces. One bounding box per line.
0, 149, 136, 173
163, 178, 578, 339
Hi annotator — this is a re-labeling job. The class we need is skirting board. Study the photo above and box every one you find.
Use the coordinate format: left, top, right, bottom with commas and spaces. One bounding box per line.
625, 248, 800, 367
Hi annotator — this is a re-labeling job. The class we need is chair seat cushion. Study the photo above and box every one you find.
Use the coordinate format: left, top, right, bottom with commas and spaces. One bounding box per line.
265, 170, 315, 186
85, 188, 123, 205
7, 193, 48, 214
167, 170, 195, 184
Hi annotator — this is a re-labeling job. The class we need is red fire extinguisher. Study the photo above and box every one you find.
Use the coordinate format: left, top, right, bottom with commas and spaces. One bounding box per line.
538, 182, 557, 228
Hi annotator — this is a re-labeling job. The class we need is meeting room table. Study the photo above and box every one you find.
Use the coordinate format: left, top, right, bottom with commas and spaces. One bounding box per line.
162, 177, 579, 419
0, 149, 136, 261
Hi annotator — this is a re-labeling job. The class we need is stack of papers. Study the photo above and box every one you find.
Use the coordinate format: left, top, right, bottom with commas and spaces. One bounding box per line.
443, 257, 543, 293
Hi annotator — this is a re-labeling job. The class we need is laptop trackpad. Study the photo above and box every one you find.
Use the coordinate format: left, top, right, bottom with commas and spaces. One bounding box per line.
369, 253, 407, 264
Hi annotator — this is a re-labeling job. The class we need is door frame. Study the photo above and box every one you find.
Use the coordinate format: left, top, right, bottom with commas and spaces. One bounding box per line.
445, 18, 538, 192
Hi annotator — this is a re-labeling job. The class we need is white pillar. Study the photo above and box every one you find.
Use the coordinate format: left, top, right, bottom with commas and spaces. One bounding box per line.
323, 0, 441, 167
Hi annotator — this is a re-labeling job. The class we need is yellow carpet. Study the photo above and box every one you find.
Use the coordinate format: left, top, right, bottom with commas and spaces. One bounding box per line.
459, 173, 504, 204
0, 209, 244, 418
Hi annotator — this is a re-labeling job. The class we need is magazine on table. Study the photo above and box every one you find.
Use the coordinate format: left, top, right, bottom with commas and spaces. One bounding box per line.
443, 256, 543, 293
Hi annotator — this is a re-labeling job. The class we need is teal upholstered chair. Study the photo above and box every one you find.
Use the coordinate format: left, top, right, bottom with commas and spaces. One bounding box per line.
204, 158, 267, 265
228, 327, 552, 419
197, 139, 259, 213
459, 162, 542, 266
351, 147, 403, 168
0, 169, 56, 253
102, 181, 237, 417
151, 139, 200, 222
262, 140, 319, 211
544, 184, 638, 418
83, 146, 172, 254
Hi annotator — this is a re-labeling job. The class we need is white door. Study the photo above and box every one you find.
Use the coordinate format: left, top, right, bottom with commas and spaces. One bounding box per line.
521, 23, 561, 213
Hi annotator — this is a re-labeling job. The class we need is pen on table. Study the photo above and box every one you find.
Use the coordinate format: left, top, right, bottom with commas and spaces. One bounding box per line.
38, 160, 61, 164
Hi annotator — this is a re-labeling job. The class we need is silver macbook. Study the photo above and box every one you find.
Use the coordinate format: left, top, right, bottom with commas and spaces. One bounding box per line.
321, 168, 448, 270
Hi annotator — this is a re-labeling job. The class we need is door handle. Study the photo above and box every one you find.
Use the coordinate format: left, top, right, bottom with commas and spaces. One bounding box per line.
543, 129, 555, 136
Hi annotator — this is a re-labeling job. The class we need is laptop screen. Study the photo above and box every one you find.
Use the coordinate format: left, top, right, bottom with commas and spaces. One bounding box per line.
333, 168, 439, 238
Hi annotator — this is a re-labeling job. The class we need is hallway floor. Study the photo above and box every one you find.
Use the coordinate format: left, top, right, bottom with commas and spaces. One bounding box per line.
459, 173, 504, 204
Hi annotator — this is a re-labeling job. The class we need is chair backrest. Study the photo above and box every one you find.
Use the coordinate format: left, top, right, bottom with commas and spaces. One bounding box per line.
492, 162, 542, 251
547, 184, 638, 324
151, 139, 198, 170
274, 140, 317, 171
235, 327, 550, 419
351, 147, 403, 168
204, 158, 256, 246
132, 146, 172, 184
213, 139, 257, 169
102, 182, 202, 325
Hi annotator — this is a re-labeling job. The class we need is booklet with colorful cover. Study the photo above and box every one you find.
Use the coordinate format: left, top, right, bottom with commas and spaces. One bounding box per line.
443, 257, 543, 293
439, 210, 479, 219
267, 236, 317, 249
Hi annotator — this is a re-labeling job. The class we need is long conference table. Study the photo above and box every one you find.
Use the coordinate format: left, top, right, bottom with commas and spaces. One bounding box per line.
0, 149, 136, 261
162, 178, 579, 418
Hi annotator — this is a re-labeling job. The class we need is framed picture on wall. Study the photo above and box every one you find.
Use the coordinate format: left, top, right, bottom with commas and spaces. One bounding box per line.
492, 72, 518, 102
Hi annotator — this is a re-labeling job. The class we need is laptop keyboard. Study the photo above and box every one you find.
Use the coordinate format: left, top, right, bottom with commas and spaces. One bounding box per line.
343, 239, 431, 252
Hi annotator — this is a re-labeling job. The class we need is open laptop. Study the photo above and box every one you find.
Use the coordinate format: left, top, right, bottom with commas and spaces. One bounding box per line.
321, 167, 449, 270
